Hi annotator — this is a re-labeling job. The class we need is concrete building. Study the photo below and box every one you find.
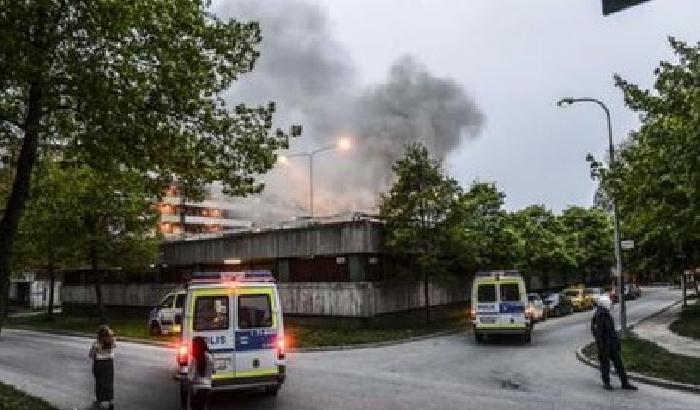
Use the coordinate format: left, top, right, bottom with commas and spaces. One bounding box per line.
61, 215, 470, 323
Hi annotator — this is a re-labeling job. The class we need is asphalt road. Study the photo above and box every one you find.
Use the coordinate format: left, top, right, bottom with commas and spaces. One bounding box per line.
0, 288, 696, 410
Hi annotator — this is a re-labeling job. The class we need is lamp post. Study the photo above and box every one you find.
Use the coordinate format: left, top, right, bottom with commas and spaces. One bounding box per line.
279, 137, 352, 218
557, 97, 627, 330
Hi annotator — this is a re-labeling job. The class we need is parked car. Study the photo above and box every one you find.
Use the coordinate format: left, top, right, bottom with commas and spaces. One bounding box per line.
585, 287, 605, 305
563, 287, 593, 311
624, 283, 642, 300
543, 292, 574, 317
527, 293, 546, 322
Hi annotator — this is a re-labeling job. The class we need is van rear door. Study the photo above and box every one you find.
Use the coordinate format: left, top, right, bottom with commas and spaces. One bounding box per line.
234, 287, 279, 379
475, 282, 498, 326
498, 282, 526, 328
191, 291, 235, 379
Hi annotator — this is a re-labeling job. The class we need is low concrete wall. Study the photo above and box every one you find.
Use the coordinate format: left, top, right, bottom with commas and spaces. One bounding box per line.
62, 281, 470, 317
62, 283, 183, 308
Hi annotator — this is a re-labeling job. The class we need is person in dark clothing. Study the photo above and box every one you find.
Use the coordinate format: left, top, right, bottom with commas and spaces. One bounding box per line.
187, 336, 215, 410
591, 295, 637, 391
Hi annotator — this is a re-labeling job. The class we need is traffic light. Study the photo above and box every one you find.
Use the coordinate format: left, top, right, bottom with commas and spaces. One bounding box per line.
602, 0, 651, 15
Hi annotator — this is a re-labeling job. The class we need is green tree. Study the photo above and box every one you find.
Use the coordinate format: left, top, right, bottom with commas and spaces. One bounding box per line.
77, 166, 159, 322
0, 1, 299, 331
14, 160, 84, 318
600, 38, 699, 275
558, 206, 614, 281
508, 205, 576, 289
15, 161, 159, 321
379, 143, 462, 324
449, 182, 515, 271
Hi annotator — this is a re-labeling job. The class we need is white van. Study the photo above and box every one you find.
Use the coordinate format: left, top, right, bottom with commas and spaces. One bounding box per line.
470, 270, 532, 343
174, 271, 286, 404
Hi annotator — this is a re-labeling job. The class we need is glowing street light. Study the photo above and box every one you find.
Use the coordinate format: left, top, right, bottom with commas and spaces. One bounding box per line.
279, 137, 354, 218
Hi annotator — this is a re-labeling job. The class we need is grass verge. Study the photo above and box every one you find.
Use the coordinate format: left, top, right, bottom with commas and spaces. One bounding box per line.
0, 381, 58, 410
6, 312, 177, 344
8, 309, 464, 349
287, 323, 452, 348
582, 335, 700, 386
669, 302, 700, 341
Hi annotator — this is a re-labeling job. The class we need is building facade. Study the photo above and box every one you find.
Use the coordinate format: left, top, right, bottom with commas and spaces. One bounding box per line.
158, 186, 252, 238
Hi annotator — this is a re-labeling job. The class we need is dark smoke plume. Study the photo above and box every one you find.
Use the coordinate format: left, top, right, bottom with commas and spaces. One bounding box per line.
213, 0, 484, 222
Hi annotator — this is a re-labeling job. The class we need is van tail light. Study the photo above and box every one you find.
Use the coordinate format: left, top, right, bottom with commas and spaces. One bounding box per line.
177, 344, 189, 366
469, 307, 476, 319
277, 336, 286, 360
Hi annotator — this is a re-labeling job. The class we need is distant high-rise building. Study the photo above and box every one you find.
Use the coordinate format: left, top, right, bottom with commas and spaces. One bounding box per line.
158, 186, 252, 239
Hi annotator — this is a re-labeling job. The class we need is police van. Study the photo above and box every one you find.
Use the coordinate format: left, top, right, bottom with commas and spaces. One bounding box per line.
174, 270, 286, 402
470, 270, 532, 343
149, 290, 187, 336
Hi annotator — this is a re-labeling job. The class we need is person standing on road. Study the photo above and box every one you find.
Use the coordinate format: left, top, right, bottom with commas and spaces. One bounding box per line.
89, 325, 116, 409
591, 295, 637, 391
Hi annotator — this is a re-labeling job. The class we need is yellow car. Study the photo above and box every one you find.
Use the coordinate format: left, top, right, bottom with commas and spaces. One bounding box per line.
563, 287, 593, 311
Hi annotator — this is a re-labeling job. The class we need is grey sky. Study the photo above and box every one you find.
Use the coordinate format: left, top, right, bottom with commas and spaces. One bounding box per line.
316, 0, 699, 211
217, 0, 699, 219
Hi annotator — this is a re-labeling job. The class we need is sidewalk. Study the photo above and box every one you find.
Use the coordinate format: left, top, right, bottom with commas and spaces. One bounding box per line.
633, 299, 700, 358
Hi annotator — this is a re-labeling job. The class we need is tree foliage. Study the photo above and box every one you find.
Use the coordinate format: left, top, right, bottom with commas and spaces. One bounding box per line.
0, 0, 299, 329
379, 143, 462, 323
599, 38, 699, 273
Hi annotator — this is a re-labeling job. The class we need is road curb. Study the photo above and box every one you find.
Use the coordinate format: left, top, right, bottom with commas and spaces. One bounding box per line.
7, 325, 462, 352
8, 326, 174, 348
575, 345, 700, 394
574, 298, 700, 395
289, 328, 462, 353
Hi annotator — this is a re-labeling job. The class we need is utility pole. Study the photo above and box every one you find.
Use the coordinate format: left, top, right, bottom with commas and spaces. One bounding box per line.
557, 97, 626, 329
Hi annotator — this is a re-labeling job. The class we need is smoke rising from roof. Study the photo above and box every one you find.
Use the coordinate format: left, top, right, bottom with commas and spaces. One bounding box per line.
214, 0, 484, 223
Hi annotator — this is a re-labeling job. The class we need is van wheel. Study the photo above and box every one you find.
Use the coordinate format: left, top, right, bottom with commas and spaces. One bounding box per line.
263, 385, 280, 396
474, 332, 484, 343
150, 322, 162, 337
522, 331, 532, 344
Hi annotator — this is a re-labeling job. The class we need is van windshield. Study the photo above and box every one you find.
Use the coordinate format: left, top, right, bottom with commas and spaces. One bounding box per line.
500, 283, 520, 302
477, 284, 496, 302
565, 290, 579, 297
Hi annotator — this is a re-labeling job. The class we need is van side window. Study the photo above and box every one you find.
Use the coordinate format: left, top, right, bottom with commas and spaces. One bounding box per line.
500, 284, 520, 302
194, 296, 229, 331
477, 284, 496, 302
238, 295, 272, 329
160, 295, 175, 309
175, 294, 186, 309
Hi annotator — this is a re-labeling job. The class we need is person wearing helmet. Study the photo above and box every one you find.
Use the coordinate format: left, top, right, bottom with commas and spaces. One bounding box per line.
591, 294, 637, 391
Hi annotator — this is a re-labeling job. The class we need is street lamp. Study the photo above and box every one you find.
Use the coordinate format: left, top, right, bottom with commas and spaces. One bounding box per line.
279, 137, 352, 218
557, 97, 627, 330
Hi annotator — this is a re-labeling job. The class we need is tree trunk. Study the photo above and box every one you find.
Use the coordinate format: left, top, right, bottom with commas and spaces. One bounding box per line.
423, 270, 430, 326
90, 239, 106, 324
47, 248, 55, 319
0, 84, 43, 334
